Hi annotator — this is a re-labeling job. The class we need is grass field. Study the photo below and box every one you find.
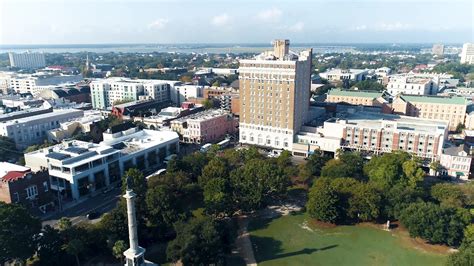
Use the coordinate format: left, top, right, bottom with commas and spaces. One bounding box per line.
248, 213, 448, 266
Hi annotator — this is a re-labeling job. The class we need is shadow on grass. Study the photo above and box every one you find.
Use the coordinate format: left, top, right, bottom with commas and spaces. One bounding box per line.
251, 235, 338, 263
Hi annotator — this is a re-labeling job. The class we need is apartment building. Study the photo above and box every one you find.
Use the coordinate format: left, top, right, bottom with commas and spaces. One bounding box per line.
293, 112, 448, 159
90, 78, 173, 110
460, 43, 474, 64
9, 52, 46, 69
387, 75, 437, 95
239, 39, 312, 150
25, 128, 179, 200
170, 109, 237, 144
319, 68, 371, 82
0, 109, 84, 148
392, 95, 468, 131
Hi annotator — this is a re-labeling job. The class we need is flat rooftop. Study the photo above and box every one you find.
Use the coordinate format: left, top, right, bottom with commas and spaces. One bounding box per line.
26, 129, 178, 167
1, 109, 83, 125
400, 95, 467, 105
329, 112, 448, 134
327, 88, 382, 99
174, 109, 229, 123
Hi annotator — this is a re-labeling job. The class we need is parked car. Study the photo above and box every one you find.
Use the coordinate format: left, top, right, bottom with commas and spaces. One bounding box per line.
86, 211, 100, 220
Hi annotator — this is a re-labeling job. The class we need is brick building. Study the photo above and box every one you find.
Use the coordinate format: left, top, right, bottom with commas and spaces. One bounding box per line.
0, 162, 53, 213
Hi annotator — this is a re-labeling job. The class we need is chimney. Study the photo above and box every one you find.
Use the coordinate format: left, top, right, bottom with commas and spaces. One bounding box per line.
273, 39, 290, 59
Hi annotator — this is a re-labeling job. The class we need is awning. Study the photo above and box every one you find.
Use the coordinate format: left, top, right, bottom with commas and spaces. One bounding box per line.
456, 172, 465, 176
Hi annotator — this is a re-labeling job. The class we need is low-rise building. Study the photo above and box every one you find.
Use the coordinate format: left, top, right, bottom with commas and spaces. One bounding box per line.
319, 68, 371, 82
47, 110, 105, 142
174, 85, 203, 105
439, 144, 472, 180
0, 109, 84, 148
325, 89, 391, 113
0, 162, 53, 213
392, 95, 468, 131
170, 109, 237, 144
387, 75, 437, 95
25, 128, 179, 200
37, 86, 91, 103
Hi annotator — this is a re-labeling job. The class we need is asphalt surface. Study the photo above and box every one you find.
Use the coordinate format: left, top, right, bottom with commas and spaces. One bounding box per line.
42, 187, 122, 228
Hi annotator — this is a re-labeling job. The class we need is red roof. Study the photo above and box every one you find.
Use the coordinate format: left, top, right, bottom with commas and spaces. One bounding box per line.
1, 170, 29, 182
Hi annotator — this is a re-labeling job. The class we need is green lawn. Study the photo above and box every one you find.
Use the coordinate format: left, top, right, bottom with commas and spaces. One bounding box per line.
248, 213, 447, 266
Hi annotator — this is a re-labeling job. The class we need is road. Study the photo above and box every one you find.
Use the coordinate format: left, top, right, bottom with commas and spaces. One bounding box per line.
42, 187, 122, 228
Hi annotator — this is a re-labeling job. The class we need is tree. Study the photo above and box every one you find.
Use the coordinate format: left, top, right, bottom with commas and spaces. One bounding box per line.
146, 185, 183, 233
350, 79, 385, 91
203, 177, 233, 216
63, 239, 84, 266
122, 169, 148, 222
402, 160, 425, 188
364, 152, 411, 189
446, 225, 474, 265
202, 99, 214, 110
399, 202, 469, 246
321, 152, 364, 179
112, 240, 127, 262
230, 159, 289, 212
384, 183, 425, 219
431, 183, 467, 208
99, 206, 128, 245
321, 159, 350, 178
167, 217, 225, 265
429, 161, 442, 177
57, 217, 73, 232
306, 178, 341, 223
0, 202, 42, 263
305, 151, 330, 177
37, 225, 67, 266
455, 123, 465, 133
198, 157, 229, 186
0, 136, 21, 162
349, 183, 382, 222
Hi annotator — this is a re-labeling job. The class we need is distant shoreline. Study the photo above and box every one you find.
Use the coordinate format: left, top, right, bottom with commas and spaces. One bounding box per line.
0, 43, 462, 54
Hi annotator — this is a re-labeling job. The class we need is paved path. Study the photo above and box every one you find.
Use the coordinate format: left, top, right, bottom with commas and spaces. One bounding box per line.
235, 215, 258, 266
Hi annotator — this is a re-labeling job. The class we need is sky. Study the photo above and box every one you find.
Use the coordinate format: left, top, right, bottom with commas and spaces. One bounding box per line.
0, 0, 473, 45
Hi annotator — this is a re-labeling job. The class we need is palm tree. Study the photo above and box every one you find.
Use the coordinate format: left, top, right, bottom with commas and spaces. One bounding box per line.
63, 239, 84, 266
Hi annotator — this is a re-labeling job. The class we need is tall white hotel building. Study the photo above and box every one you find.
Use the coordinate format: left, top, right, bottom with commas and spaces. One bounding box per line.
238, 40, 312, 150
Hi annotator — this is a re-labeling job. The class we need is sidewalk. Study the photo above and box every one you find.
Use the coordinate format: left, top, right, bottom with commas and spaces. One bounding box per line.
235, 215, 258, 266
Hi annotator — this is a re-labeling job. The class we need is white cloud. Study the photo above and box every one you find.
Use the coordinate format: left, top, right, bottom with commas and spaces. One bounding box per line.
212, 14, 230, 26
352, 25, 368, 31
148, 18, 169, 30
288, 22, 304, 32
374, 22, 412, 31
257, 7, 282, 22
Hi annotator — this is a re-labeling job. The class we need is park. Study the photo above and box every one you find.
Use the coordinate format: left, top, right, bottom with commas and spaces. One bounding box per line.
248, 213, 449, 266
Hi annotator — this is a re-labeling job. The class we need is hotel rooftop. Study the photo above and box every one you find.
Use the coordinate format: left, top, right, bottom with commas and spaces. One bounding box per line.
330, 111, 448, 133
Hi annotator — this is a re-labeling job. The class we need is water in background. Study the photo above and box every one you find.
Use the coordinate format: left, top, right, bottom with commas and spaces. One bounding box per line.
0, 43, 397, 54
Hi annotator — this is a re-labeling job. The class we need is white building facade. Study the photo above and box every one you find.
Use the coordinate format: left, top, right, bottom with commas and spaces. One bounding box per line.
90, 78, 179, 110
25, 128, 179, 200
460, 43, 474, 64
0, 109, 84, 148
9, 52, 46, 69
239, 40, 312, 150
